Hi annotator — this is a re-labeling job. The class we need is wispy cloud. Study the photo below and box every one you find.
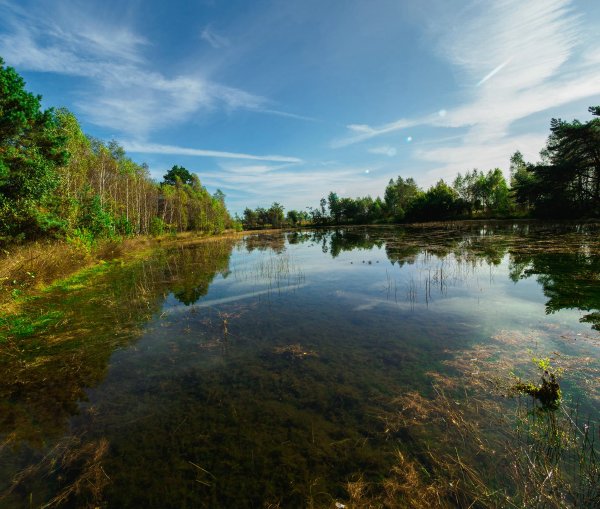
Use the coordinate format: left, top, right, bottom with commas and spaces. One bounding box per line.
476, 57, 512, 87
200, 25, 230, 49
122, 141, 303, 163
258, 108, 320, 123
332, 117, 425, 148
368, 146, 397, 157
413, 133, 548, 181
334, 0, 600, 181
0, 1, 293, 136
199, 161, 386, 212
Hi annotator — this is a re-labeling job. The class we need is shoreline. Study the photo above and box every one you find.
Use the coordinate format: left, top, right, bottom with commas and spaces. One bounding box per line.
2, 218, 599, 313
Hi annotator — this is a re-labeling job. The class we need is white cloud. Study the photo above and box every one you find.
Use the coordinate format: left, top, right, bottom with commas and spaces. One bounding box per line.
258, 109, 320, 123
122, 141, 303, 163
332, 117, 426, 148
368, 146, 397, 157
200, 162, 386, 212
476, 58, 512, 87
334, 0, 600, 181
414, 133, 548, 186
200, 25, 230, 49
0, 2, 276, 136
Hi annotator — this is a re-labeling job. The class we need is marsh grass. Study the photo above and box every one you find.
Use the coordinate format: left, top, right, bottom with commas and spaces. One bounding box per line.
0, 241, 89, 310
339, 331, 600, 509
233, 250, 306, 294
273, 343, 318, 359
0, 435, 110, 509
0, 232, 235, 310
341, 385, 598, 508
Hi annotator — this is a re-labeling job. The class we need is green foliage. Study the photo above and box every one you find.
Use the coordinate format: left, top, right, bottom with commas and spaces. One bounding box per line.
149, 217, 168, 236
0, 310, 64, 342
162, 165, 194, 186
242, 202, 286, 229
268, 202, 284, 228
77, 192, 114, 239
408, 180, 464, 221
515, 106, 600, 218
453, 168, 510, 216
286, 209, 300, 226
384, 177, 420, 221
512, 357, 563, 410
0, 62, 234, 244
114, 215, 133, 236
327, 192, 341, 223
213, 188, 226, 204
0, 57, 68, 242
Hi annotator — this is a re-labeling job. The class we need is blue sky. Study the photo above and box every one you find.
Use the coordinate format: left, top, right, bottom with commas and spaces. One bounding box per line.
1, 0, 599, 214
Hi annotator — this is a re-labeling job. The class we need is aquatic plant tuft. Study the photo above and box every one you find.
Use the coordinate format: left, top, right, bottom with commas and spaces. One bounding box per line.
512, 357, 562, 410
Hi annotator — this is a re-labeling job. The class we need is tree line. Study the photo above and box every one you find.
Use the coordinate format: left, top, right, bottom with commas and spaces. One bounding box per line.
240, 105, 597, 228
240, 203, 312, 229
0, 58, 235, 246
3, 56, 598, 240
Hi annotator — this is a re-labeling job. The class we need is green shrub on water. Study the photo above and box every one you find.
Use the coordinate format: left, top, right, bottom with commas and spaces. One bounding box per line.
512, 357, 563, 409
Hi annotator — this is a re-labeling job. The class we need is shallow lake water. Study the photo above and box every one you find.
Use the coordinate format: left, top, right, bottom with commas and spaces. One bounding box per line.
1, 223, 599, 507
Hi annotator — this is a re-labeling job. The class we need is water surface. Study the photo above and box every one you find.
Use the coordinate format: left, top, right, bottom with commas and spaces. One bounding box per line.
1, 224, 599, 507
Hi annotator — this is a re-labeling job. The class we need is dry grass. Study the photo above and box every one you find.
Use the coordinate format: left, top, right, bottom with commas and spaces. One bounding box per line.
273, 344, 318, 359
0, 241, 90, 307
1, 436, 110, 508
342, 333, 600, 509
334, 320, 600, 508
0, 230, 242, 311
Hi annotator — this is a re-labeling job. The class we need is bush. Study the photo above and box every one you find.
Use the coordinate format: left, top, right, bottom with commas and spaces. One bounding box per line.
149, 217, 168, 236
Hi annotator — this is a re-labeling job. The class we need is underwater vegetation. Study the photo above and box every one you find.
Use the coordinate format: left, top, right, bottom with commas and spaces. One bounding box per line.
0, 223, 599, 507
512, 357, 563, 409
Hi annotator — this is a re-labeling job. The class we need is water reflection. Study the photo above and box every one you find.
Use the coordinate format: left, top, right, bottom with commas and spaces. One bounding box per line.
287, 224, 600, 329
0, 239, 237, 447
0, 224, 598, 507
509, 246, 600, 331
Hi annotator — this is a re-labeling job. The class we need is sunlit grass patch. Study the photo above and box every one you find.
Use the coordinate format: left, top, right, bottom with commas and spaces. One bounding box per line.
46, 261, 111, 293
0, 310, 64, 343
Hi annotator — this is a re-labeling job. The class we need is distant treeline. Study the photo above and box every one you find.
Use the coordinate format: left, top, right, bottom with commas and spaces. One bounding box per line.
242, 105, 600, 229
3, 56, 598, 241
239, 203, 312, 229
0, 58, 235, 246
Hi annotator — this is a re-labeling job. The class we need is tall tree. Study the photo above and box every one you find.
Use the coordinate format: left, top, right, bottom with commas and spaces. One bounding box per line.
327, 192, 341, 223
515, 106, 600, 217
162, 165, 194, 186
0, 58, 68, 240
267, 202, 285, 228
384, 176, 420, 220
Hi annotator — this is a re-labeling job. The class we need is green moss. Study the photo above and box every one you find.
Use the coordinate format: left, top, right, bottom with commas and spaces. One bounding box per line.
0, 310, 64, 342
46, 260, 110, 292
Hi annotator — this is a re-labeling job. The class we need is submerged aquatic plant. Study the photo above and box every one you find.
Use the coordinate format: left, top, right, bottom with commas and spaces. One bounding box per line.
364, 379, 599, 508
512, 357, 563, 409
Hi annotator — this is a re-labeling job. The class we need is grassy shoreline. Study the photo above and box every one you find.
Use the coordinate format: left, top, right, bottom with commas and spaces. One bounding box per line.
3, 218, 599, 311
0, 230, 247, 309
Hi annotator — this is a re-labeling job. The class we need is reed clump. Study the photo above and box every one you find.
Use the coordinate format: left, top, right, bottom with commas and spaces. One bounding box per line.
511, 357, 563, 410
273, 344, 318, 359
341, 370, 598, 508
1, 436, 110, 508
0, 241, 89, 307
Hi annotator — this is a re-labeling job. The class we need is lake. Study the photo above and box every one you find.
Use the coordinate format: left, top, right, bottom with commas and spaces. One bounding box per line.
1, 223, 599, 508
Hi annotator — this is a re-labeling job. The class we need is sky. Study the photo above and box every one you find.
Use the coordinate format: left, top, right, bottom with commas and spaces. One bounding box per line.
1, 0, 599, 214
